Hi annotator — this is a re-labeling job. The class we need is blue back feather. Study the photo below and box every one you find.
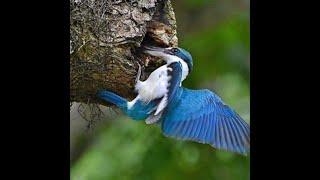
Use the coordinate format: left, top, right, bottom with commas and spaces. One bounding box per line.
166, 62, 184, 106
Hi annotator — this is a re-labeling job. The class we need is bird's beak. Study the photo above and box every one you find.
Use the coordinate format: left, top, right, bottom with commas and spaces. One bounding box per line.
143, 46, 169, 57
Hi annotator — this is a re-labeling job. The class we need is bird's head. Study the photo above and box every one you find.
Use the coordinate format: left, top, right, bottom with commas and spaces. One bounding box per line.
144, 46, 193, 74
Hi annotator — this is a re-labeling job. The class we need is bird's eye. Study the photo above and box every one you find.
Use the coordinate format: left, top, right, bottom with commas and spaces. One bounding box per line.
171, 48, 179, 53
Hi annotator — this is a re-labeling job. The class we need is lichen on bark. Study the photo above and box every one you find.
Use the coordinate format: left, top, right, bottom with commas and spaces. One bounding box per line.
70, 0, 178, 106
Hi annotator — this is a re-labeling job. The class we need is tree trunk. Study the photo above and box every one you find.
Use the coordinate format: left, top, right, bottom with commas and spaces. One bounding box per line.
70, 0, 178, 106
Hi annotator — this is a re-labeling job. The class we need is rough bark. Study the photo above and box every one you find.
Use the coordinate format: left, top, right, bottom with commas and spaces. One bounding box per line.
70, 0, 178, 106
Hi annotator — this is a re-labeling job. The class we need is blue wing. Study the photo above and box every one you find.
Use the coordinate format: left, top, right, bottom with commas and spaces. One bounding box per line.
166, 62, 183, 106
161, 88, 250, 155
150, 61, 183, 119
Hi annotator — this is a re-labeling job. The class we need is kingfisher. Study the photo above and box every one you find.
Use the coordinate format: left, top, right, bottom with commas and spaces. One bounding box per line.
98, 46, 250, 155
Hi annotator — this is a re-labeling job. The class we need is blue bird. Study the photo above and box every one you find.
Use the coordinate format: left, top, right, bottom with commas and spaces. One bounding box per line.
98, 46, 250, 155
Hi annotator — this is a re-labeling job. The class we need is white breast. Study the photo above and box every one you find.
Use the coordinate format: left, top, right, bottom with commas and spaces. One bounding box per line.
134, 54, 189, 105
135, 65, 171, 103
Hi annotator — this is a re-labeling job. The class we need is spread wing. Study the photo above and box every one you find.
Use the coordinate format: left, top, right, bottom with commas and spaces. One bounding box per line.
161, 88, 250, 155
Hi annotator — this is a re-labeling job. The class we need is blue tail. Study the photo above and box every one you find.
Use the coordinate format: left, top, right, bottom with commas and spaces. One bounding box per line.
98, 90, 128, 110
98, 90, 161, 121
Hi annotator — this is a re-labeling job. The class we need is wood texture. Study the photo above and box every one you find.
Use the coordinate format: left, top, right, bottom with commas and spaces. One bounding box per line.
70, 0, 178, 105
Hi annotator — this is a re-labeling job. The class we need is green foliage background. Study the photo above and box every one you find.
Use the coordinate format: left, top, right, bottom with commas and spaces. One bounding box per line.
71, 0, 250, 179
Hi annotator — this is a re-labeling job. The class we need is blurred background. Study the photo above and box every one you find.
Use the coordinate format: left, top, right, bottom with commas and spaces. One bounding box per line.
71, 0, 250, 179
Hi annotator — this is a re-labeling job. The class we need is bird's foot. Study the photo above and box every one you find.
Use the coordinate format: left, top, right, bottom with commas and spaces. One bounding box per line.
135, 63, 142, 84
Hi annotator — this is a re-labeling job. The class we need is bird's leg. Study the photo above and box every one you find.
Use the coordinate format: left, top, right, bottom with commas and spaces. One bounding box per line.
134, 63, 143, 93
135, 63, 142, 84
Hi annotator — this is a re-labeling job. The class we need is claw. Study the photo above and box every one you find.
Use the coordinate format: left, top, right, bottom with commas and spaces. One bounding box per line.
135, 63, 142, 83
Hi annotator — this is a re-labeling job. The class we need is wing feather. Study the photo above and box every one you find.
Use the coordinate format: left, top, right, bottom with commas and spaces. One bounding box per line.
153, 62, 183, 116
162, 88, 250, 155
